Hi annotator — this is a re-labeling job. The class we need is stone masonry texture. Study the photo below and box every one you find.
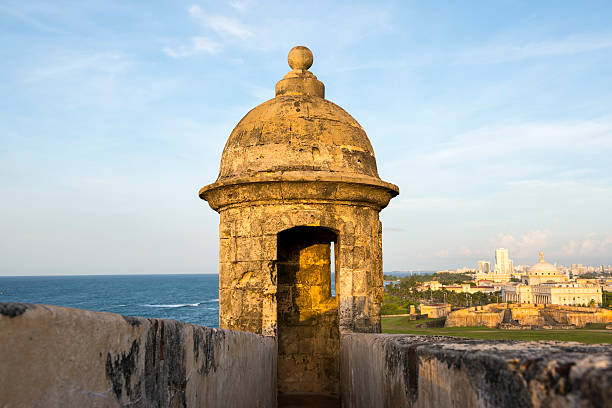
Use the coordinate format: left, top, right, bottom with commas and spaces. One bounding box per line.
0, 303, 276, 408
340, 333, 612, 408
2, 302, 612, 407
199, 46, 399, 396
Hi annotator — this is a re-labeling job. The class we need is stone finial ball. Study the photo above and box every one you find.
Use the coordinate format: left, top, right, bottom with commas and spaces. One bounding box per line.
288, 46, 313, 70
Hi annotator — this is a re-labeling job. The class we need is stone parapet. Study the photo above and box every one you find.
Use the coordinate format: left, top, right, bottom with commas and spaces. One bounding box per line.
3, 304, 612, 408
340, 333, 612, 408
0, 303, 276, 408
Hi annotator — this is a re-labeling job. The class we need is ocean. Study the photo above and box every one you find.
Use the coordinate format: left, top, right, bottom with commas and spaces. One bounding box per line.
0, 274, 220, 327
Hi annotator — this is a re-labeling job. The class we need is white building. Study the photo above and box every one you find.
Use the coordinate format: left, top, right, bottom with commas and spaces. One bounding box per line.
475, 248, 514, 283
494, 248, 513, 275
502, 252, 601, 306
521, 252, 567, 285
503, 283, 601, 306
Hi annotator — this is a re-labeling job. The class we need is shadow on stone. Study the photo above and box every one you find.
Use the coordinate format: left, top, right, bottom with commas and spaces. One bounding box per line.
278, 393, 340, 408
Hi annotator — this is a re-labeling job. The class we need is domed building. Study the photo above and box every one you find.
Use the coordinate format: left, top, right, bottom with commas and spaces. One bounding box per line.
200, 46, 398, 402
503, 252, 601, 306
522, 251, 567, 285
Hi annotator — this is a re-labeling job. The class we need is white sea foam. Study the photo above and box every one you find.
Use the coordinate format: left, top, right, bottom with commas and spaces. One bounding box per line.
208, 299, 219, 302
144, 303, 200, 308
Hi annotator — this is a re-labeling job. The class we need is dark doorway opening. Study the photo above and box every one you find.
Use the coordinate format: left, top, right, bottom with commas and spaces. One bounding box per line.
276, 226, 340, 403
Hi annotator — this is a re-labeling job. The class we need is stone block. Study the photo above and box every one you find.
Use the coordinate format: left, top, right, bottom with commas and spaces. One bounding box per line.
262, 234, 277, 260
219, 237, 236, 263
236, 236, 263, 262
351, 270, 368, 295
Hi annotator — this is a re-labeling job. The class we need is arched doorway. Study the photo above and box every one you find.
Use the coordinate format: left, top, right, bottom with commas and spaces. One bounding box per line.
276, 226, 340, 403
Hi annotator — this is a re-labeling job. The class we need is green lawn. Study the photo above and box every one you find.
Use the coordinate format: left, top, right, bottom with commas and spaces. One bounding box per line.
381, 316, 612, 344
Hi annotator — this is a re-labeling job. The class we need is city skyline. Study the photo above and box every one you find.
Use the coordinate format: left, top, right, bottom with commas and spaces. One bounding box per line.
1, 1, 612, 275
398, 247, 612, 273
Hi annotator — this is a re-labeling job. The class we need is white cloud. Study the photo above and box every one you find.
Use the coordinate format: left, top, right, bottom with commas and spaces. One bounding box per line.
493, 230, 551, 259
161, 3, 392, 58
27, 52, 131, 81
457, 34, 612, 64
162, 5, 251, 58
0, 3, 63, 33
435, 249, 450, 258
563, 233, 612, 258
415, 118, 612, 165
21, 50, 177, 110
188, 5, 252, 40
163, 36, 221, 58
228, 1, 249, 12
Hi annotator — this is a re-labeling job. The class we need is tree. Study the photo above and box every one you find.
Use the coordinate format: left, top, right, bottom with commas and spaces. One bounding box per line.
604, 291, 612, 308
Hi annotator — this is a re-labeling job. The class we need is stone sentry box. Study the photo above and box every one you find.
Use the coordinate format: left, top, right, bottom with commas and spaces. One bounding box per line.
199, 46, 398, 398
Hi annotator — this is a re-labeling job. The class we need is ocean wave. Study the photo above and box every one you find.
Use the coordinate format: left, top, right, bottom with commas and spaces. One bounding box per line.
208, 299, 219, 302
144, 303, 200, 308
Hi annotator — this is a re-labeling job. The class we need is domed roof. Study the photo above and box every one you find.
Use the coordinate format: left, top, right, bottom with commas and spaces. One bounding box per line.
528, 252, 559, 275
217, 96, 379, 182
212, 46, 395, 189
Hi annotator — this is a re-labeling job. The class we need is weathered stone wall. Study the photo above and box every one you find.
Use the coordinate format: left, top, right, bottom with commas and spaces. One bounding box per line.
276, 226, 339, 395
0, 303, 276, 408
511, 306, 544, 326
420, 304, 451, 318
216, 200, 383, 397
217, 200, 384, 336
444, 307, 504, 328
446, 304, 612, 328
550, 305, 612, 314
545, 307, 612, 328
340, 333, 612, 408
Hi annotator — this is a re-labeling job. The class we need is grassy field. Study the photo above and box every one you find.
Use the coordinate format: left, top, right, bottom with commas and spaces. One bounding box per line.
381, 316, 612, 344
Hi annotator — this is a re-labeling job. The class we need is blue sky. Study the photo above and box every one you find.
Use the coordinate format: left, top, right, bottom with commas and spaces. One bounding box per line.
1, 1, 611, 275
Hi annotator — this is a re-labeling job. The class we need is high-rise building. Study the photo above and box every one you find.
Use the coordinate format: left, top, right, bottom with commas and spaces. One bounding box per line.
477, 261, 491, 274
494, 248, 514, 275
475, 249, 514, 283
